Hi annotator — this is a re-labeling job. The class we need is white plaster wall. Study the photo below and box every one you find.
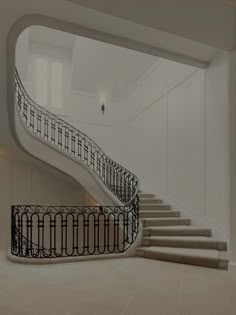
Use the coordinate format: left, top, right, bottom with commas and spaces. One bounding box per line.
111, 53, 229, 239
167, 70, 205, 216
229, 50, 236, 262
68, 90, 121, 128
205, 52, 229, 235
69, 91, 101, 124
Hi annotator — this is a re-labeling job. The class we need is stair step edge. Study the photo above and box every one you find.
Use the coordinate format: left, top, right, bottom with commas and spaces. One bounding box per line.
142, 227, 212, 237
136, 247, 229, 270
141, 237, 227, 251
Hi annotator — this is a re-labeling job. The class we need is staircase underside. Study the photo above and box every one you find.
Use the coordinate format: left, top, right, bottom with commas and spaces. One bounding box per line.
137, 193, 229, 270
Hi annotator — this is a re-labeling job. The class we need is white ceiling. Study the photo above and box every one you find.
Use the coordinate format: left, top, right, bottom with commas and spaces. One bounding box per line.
71, 36, 158, 100
29, 26, 76, 49
26, 26, 158, 101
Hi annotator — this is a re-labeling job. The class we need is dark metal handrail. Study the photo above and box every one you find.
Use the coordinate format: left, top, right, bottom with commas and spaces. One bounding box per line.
11, 69, 140, 259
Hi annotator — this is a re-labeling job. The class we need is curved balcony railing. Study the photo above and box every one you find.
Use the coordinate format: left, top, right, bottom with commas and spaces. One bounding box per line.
11, 69, 139, 259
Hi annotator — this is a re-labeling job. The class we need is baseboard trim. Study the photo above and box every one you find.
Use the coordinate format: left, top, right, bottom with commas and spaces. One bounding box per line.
7, 252, 129, 265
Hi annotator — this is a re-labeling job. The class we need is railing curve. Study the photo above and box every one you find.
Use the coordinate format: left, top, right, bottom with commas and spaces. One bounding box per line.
11, 69, 140, 259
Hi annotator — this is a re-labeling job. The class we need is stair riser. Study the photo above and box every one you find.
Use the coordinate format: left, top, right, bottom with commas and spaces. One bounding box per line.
140, 212, 180, 218
141, 239, 227, 251
139, 194, 156, 198
136, 250, 228, 270
142, 220, 191, 227
140, 199, 163, 204
140, 205, 171, 210
143, 229, 212, 237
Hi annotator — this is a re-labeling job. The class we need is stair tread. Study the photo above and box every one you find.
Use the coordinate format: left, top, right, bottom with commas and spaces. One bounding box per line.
142, 226, 211, 236
137, 246, 227, 260
140, 199, 163, 204
140, 210, 179, 216
143, 226, 209, 230
142, 236, 225, 243
140, 210, 178, 213
140, 198, 162, 201
140, 204, 172, 210
142, 203, 170, 207
142, 218, 191, 227
139, 193, 156, 198
141, 236, 227, 250
141, 205, 170, 208
142, 218, 189, 221
140, 210, 180, 218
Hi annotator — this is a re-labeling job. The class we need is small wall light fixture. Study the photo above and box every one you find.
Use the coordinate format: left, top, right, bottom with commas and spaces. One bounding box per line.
101, 104, 105, 115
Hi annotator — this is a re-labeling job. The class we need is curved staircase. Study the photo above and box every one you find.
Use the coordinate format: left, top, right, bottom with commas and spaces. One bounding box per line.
137, 193, 229, 269
11, 69, 229, 269
11, 69, 140, 261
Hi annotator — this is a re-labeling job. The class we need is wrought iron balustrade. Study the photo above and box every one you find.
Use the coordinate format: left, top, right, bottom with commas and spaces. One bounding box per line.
11, 203, 139, 258
11, 69, 140, 259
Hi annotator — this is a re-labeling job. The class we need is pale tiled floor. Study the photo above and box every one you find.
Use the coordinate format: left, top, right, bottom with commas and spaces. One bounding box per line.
0, 253, 236, 315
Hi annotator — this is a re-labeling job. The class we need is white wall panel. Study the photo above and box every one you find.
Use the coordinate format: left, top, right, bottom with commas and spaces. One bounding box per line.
11, 160, 32, 204
119, 97, 167, 194
205, 52, 229, 232
113, 61, 167, 123
167, 71, 205, 215
31, 166, 85, 205
166, 60, 197, 90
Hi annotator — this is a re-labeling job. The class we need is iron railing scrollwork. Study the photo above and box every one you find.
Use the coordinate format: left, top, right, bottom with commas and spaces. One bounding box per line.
11, 201, 139, 258
11, 69, 140, 259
